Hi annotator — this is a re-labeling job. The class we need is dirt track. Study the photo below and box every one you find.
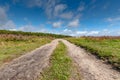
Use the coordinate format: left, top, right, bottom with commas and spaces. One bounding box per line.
0, 39, 58, 80
62, 39, 120, 80
0, 39, 120, 80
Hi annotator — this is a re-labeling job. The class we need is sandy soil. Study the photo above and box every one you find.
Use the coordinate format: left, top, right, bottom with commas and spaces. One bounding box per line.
61, 39, 120, 80
0, 39, 59, 80
0, 39, 120, 80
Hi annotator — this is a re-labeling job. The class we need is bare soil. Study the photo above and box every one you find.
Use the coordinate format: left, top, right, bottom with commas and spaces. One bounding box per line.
61, 39, 120, 80
0, 39, 120, 80
0, 39, 59, 80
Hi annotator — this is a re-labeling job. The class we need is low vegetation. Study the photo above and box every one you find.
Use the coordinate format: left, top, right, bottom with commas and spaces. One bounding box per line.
0, 30, 69, 66
0, 37, 51, 66
0, 30, 70, 38
41, 42, 80, 80
66, 36, 120, 70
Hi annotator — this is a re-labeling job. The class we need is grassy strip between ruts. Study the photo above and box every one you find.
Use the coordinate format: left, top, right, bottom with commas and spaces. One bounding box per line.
40, 41, 81, 80
66, 38, 120, 70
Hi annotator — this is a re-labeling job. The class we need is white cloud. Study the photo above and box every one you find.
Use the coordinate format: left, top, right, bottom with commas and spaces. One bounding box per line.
76, 31, 99, 36
63, 29, 72, 32
103, 5, 107, 9
76, 31, 87, 35
0, 7, 8, 24
118, 9, 120, 12
87, 31, 99, 35
13, 0, 82, 20
13, 0, 58, 19
100, 29, 120, 36
53, 4, 74, 19
103, 29, 109, 32
78, 6, 85, 11
74, 13, 82, 19
60, 11, 73, 19
0, 5, 16, 30
0, 20, 16, 29
106, 16, 120, 27
19, 24, 36, 32
101, 29, 111, 35
62, 29, 74, 36
107, 18, 113, 22
27, 0, 43, 7
54, 4, 74, 19
17, 24, 52, 33
61, 29, 114, 36
54, 4, 67, 16
23, 17, 31, 24
52, 21, 62, 28
23, 17, 28, 21
13, 0, 44, 7
106, 17, 120, 22
9, 28, 18, 31
44, 0, 59, 18
68, 19, 79, 27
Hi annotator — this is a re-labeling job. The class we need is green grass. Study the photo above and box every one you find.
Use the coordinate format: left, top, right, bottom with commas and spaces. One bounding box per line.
41, 41, 77, 80
0, 37, 51, 66
66, 38, 120, 70
0, 30, 70, 66
0, 30, 70, 38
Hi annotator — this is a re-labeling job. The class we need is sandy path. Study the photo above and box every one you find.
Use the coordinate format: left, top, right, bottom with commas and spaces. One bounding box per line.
61, 39, 120, 80
0, 39, 59, 80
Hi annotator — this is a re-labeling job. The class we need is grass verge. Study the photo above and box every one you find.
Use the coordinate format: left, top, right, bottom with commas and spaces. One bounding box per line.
66, 37, 120, 70
40, 41, 81, 80
0, 37, 51, 66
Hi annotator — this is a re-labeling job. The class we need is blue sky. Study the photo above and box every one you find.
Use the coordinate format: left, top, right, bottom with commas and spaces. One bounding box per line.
0, 0, 120, 36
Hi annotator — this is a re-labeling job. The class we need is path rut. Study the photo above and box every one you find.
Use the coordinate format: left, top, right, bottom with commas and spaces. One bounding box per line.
0, 39, 59, 80
0, 39, 120, 80
61, 39, 120, 80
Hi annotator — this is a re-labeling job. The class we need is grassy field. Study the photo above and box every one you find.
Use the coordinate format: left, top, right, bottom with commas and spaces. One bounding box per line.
0, 30, 70, 66
0, 30, 70, 38
66, 37, 120, 69
0, 35, 51, 66
41, 41, 80, 80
